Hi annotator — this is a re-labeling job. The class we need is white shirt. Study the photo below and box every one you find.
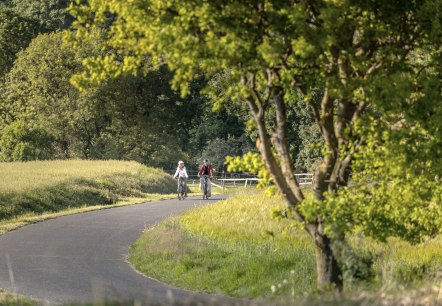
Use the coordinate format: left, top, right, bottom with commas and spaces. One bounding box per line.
174, 166, 188, 178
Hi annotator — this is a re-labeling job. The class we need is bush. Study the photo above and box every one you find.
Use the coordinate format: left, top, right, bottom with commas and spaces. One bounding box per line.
0, 120, 55, 161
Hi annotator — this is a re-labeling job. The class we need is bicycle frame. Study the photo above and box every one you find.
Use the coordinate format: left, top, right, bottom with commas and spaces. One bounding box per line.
178, 177, 186, 200
202, 175, 210, 199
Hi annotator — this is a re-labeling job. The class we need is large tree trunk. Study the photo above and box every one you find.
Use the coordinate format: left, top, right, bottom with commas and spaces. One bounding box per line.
315, 232, 343, 291
312, 159, 344, 290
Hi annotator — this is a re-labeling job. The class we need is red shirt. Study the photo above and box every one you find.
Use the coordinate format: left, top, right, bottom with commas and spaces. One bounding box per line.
198, 164, 213, 177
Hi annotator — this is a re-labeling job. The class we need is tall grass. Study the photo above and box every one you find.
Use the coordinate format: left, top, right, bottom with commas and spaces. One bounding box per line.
129, 190, 442, 302
367, 236, 442, 284
0, 160, 176, 229
0, 160, 167, 192
0, 289, 36, 306
130, 191, 316, 299
130, 218, 316, 299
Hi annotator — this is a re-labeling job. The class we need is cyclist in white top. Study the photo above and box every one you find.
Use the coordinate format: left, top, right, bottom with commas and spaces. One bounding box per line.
173, 160, 188, 197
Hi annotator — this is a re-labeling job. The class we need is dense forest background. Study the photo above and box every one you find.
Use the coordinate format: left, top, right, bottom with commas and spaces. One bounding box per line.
0, 0, 320, 171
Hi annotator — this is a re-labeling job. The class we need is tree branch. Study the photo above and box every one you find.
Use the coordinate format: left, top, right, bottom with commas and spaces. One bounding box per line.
313, 87, 339, 198
272, 84, 305, 202
308, 96, 322, 133
243, 92, 315, 237
250, 73, 269, 115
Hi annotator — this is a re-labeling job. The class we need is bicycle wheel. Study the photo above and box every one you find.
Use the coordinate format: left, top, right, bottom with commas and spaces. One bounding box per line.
203, 178, 208, 200
181, 182, 185, 200
178, 180, 184, 200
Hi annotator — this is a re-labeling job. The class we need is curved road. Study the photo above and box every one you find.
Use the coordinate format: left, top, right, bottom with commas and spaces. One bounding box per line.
0, 196, 253, 305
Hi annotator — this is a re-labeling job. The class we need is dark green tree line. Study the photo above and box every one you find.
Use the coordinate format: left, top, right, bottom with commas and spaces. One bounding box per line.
0, 29, 252, 168
0, 0, 321, 172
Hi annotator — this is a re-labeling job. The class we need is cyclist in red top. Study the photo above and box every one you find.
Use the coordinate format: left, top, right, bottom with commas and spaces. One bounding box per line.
198, 159, 213, 197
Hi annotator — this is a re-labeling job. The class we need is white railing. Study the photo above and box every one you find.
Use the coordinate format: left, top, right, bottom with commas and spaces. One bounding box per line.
166, 169, 313, 189
295, 173, 314, 185
217, 178, 261, 188
217, 174, 313, 189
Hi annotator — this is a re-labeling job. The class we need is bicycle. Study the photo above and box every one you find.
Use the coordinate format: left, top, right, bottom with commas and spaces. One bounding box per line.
177, 177, 186, 200
201, 175, 210, 200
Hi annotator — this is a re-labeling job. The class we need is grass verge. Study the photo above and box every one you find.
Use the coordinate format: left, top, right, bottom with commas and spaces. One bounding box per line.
129, 190, 442, 303
0, 289, 36, 306
129, 191, 316, 299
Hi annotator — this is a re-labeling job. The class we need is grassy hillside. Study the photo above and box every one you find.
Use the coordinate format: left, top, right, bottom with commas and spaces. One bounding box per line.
129, 190, 442, 303
0, 160, 176, 233
0, 160, 171, 192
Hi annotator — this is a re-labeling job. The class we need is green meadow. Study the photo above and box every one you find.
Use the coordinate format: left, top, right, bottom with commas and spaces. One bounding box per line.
129, 190, 442, 304
0, 160, 166, 192
0, 160, 177, 233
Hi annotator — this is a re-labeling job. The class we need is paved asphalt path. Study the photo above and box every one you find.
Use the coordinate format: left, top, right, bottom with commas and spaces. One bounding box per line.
0, 195, 256, 305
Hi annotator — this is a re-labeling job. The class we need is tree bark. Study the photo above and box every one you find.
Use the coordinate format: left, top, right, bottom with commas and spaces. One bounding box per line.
312, 87, 345, 290
273, 86, 304, 202
315, 231, 343, 291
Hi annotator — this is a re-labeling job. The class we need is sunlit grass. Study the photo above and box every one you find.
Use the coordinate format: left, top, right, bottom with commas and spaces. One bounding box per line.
129, 190, 442, 302
130, 218, 316, 299
360, 235, 442, 284
179, 190, 310, 245
130, 191, 316, 299
0, 289, 36, 306
0, 160, 178, 233
0, 160, 150, 192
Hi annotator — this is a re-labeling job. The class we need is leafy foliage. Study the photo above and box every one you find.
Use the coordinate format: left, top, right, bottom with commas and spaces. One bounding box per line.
0, 6, 39, 76
226, 152, 272, 189
10, 0, 71, 31
0, 31, 223, 167
0, 120, 54, 161
196, 134, 255, 171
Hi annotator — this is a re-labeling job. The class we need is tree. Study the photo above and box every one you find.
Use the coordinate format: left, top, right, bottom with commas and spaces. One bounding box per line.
82, 66, 199, 167
0, 119, 54, 161
69, 0, 442, 290
270, 89, 323, 173
0, 30, 210, 167
10, 0, 71, 31
204, 70, 321, 172
0, 6, 39, 76
0, 31, 96, 158
195, 134, 255, 171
